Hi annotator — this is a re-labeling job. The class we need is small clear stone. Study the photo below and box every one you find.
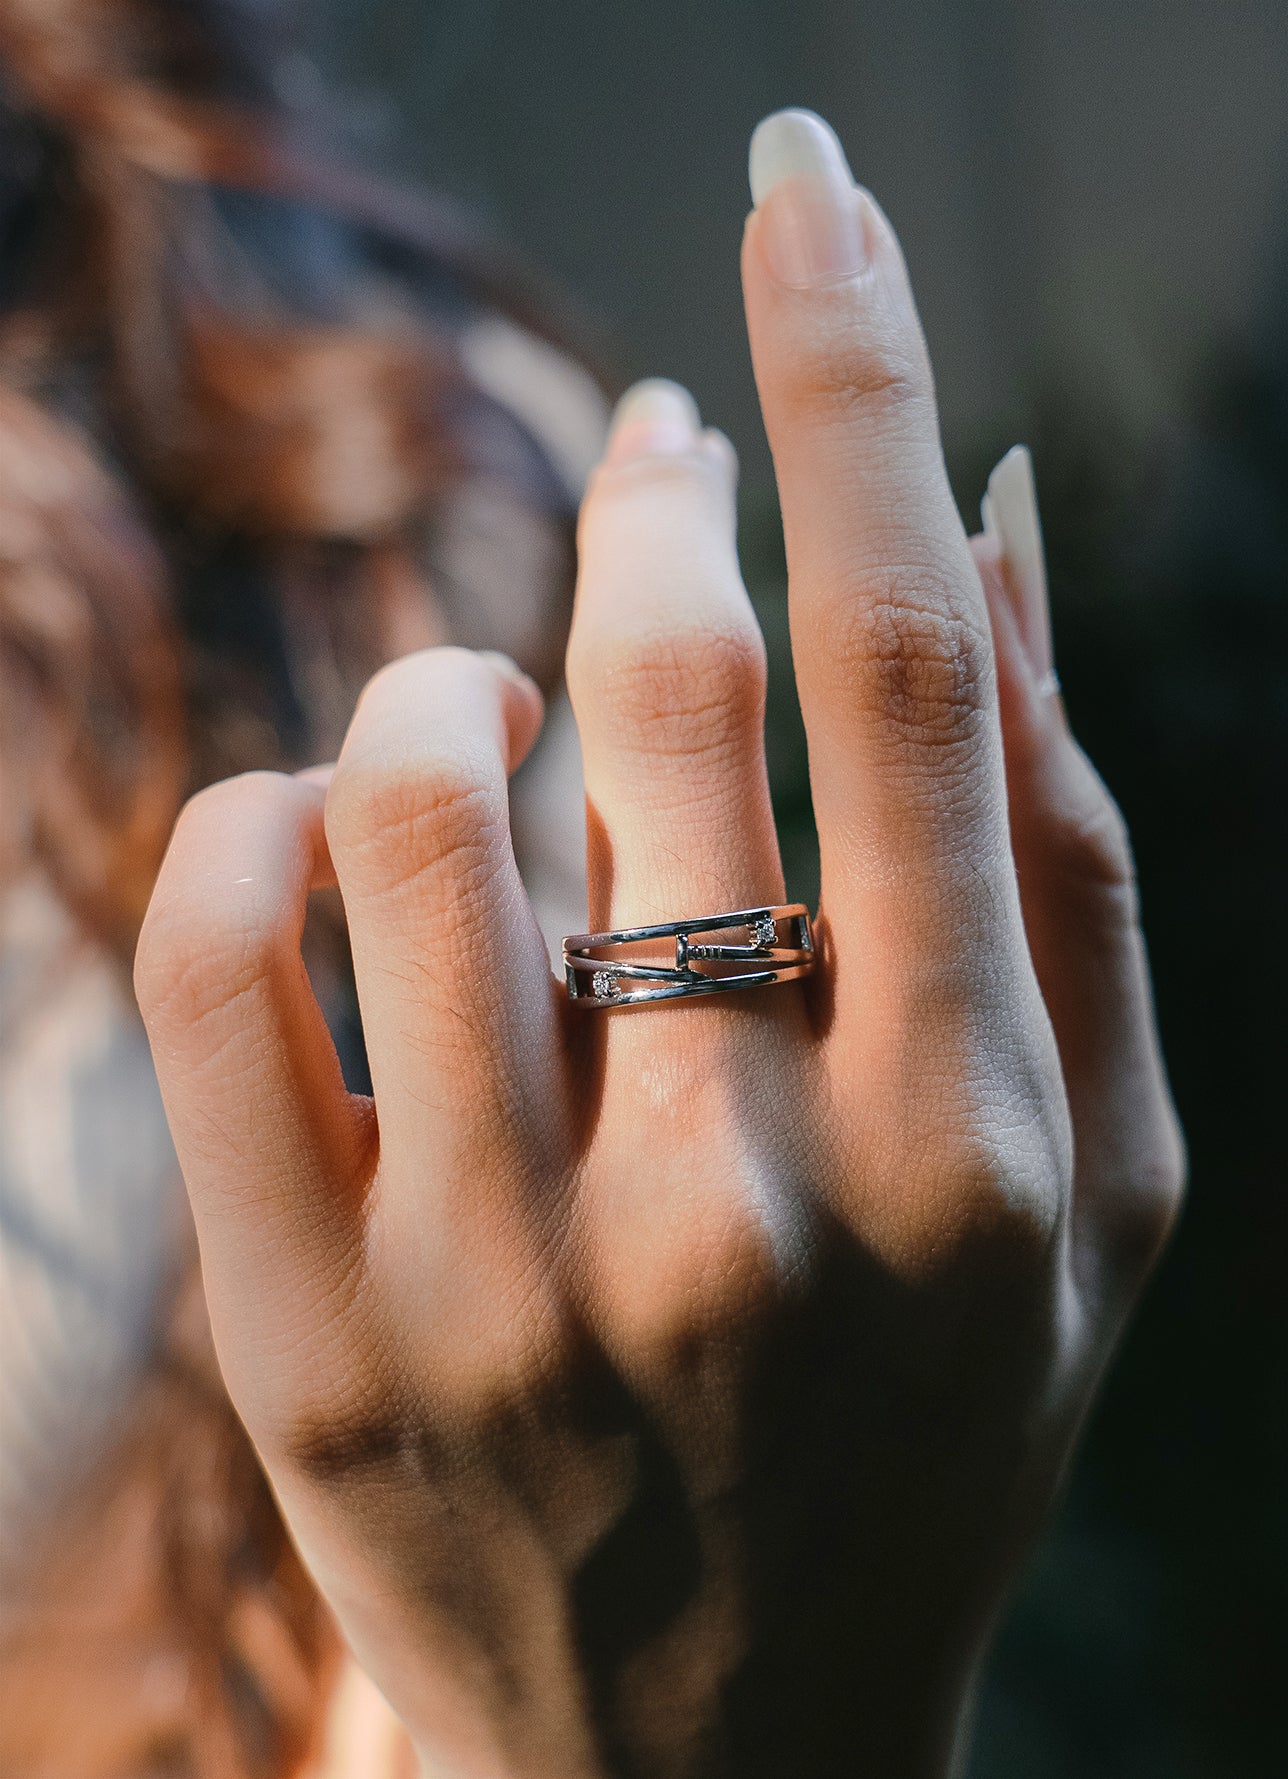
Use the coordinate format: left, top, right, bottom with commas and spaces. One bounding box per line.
749, 915, 777, 947
591, 970, 620, 999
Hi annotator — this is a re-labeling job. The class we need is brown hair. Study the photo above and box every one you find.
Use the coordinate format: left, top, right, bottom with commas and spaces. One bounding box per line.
0, 2, 591, 1770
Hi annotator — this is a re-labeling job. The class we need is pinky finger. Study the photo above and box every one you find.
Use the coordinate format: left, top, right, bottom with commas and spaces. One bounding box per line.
135, 772, 374, 1369
972, 451, 1185, 1301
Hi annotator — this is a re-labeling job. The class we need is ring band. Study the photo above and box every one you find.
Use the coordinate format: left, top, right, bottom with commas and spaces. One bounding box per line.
563, 904, 814, 1008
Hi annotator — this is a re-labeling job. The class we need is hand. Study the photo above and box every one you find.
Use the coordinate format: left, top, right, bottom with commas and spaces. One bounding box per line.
135, 110, 1183, 1779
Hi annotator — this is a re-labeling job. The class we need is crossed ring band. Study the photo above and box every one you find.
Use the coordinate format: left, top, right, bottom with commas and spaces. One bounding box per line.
563, 904, 815, 1008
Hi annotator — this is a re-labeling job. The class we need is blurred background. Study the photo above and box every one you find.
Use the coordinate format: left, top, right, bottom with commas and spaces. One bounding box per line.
0, 0, 1273, 1771
294, 3, 1287, 1773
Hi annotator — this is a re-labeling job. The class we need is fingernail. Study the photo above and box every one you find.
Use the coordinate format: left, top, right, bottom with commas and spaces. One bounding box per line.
981, 444, 1054, 681
478, 649, 539, 692
295, 763, 336, 786
748, 108, 868, 288
606, 379, 700, 462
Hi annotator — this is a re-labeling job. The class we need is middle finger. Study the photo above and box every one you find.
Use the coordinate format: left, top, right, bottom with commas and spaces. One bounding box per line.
742, 111, 1019, 1013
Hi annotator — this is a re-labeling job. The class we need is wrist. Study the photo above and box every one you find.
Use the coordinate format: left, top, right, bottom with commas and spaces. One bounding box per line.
401, 1666, 981, 1779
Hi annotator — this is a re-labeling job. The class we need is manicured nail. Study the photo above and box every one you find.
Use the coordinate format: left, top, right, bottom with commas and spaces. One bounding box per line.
748, 108, 868, 288
606, 379, 700, 462
478, 649, 538, 691
981, 444, 1054, 682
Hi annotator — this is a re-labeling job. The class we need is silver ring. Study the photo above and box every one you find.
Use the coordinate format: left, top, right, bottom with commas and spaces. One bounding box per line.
563, 904, 815, 1008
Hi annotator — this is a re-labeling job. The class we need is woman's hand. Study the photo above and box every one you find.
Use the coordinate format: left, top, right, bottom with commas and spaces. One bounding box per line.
134, 111, 1183, 1778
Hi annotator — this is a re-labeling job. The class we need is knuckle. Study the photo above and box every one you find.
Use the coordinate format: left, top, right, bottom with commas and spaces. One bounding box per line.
134, 774, 296, 1039
136, 917, 273, 1040
831, 579, 991, 753
135, 914, 280, 1047
906, 1146, 1058, 1288
274, 1312, 575, 1489
1051, 775, 1137, 899
598, 1161, 802, 1366
259, 1301, 415, 1486
782, 315, 931, 425
572, 612, 766, 763
278, 1401, 415, 1487
867, 1062, 1065, 1287
614, 1260, 784, 1392
325, 750, 503, 900
1100, 1125, 1187, 1280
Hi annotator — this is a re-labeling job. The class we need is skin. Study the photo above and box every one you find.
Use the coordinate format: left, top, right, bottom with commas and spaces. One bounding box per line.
134, 115, 1183, 1779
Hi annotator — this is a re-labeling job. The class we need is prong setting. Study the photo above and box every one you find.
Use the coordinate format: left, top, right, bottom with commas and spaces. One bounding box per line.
749, 914, 778, 948
564, 905, 815, 1009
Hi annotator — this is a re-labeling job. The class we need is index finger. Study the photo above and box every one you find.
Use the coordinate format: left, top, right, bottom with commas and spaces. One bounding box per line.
742, 111, 1018, 1004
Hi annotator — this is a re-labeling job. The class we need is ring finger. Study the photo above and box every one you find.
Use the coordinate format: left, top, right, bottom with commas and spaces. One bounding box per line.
566, 382, 805, 1346
566, 379, 783, 940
